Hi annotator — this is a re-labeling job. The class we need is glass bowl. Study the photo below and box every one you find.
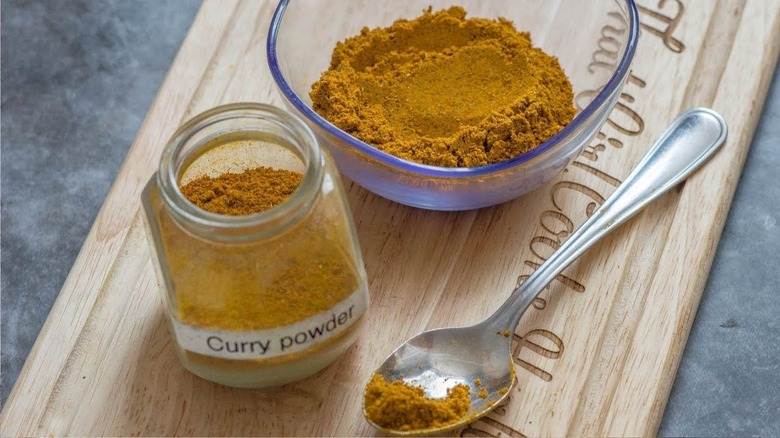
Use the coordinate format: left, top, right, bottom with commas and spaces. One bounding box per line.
268, 0, 639, 210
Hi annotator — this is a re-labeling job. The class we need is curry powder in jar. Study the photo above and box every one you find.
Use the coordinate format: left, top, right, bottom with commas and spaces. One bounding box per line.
141, 103, 369, 388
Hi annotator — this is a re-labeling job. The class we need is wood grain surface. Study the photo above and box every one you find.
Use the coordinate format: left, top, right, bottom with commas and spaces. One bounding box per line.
2, 0, 779, 436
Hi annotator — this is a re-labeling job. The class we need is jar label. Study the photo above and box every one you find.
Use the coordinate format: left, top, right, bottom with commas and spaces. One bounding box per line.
170, 286, 368, 360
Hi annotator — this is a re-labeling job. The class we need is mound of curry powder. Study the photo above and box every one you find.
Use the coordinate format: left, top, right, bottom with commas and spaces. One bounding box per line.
364, 374, 471, 431
310, 6, 576, 168
180, 166, 302, 216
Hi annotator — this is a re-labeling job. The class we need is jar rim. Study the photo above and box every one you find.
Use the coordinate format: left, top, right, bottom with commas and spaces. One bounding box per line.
157, 102, 324, 239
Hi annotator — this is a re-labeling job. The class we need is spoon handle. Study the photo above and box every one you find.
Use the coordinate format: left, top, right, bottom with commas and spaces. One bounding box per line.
488, 107, 728, 330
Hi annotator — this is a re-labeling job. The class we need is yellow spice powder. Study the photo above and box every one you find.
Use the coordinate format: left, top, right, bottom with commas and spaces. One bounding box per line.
311, 6, 575, 167
159, 164, 360, 331
180, 166, 302, 215
364, 374, 471, 431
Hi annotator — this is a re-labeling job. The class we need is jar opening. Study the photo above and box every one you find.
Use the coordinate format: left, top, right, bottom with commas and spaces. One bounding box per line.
178, 131, 306, 186
157, 103, 324, 240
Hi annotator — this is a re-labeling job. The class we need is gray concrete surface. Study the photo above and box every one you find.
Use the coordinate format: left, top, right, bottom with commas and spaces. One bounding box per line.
1, 0, 778, 435
1, 0, 202, 406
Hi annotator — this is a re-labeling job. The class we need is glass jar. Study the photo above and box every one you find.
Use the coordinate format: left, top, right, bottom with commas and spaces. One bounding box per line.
141, 103, 369, 388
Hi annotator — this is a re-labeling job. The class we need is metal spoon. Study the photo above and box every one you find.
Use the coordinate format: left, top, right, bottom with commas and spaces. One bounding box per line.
364, 108, 728, 435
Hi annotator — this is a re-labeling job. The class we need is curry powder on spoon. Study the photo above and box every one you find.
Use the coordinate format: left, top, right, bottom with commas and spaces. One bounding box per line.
364, 374, 471, 431
310, 6, 576, 168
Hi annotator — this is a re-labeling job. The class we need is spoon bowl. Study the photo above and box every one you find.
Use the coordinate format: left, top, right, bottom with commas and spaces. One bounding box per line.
368, 323, 515, 435
364, 108, 728, 435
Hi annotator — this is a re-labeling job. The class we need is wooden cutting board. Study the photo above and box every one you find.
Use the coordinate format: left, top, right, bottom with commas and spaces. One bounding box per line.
3, 1, 779, 436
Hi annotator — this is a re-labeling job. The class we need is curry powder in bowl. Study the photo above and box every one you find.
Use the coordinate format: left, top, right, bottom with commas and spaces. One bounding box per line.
310, 6, 575, 168
268, 0, 640, 209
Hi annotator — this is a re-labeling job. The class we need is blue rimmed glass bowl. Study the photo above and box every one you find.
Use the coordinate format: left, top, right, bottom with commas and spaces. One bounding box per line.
267, 0, 638, 210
